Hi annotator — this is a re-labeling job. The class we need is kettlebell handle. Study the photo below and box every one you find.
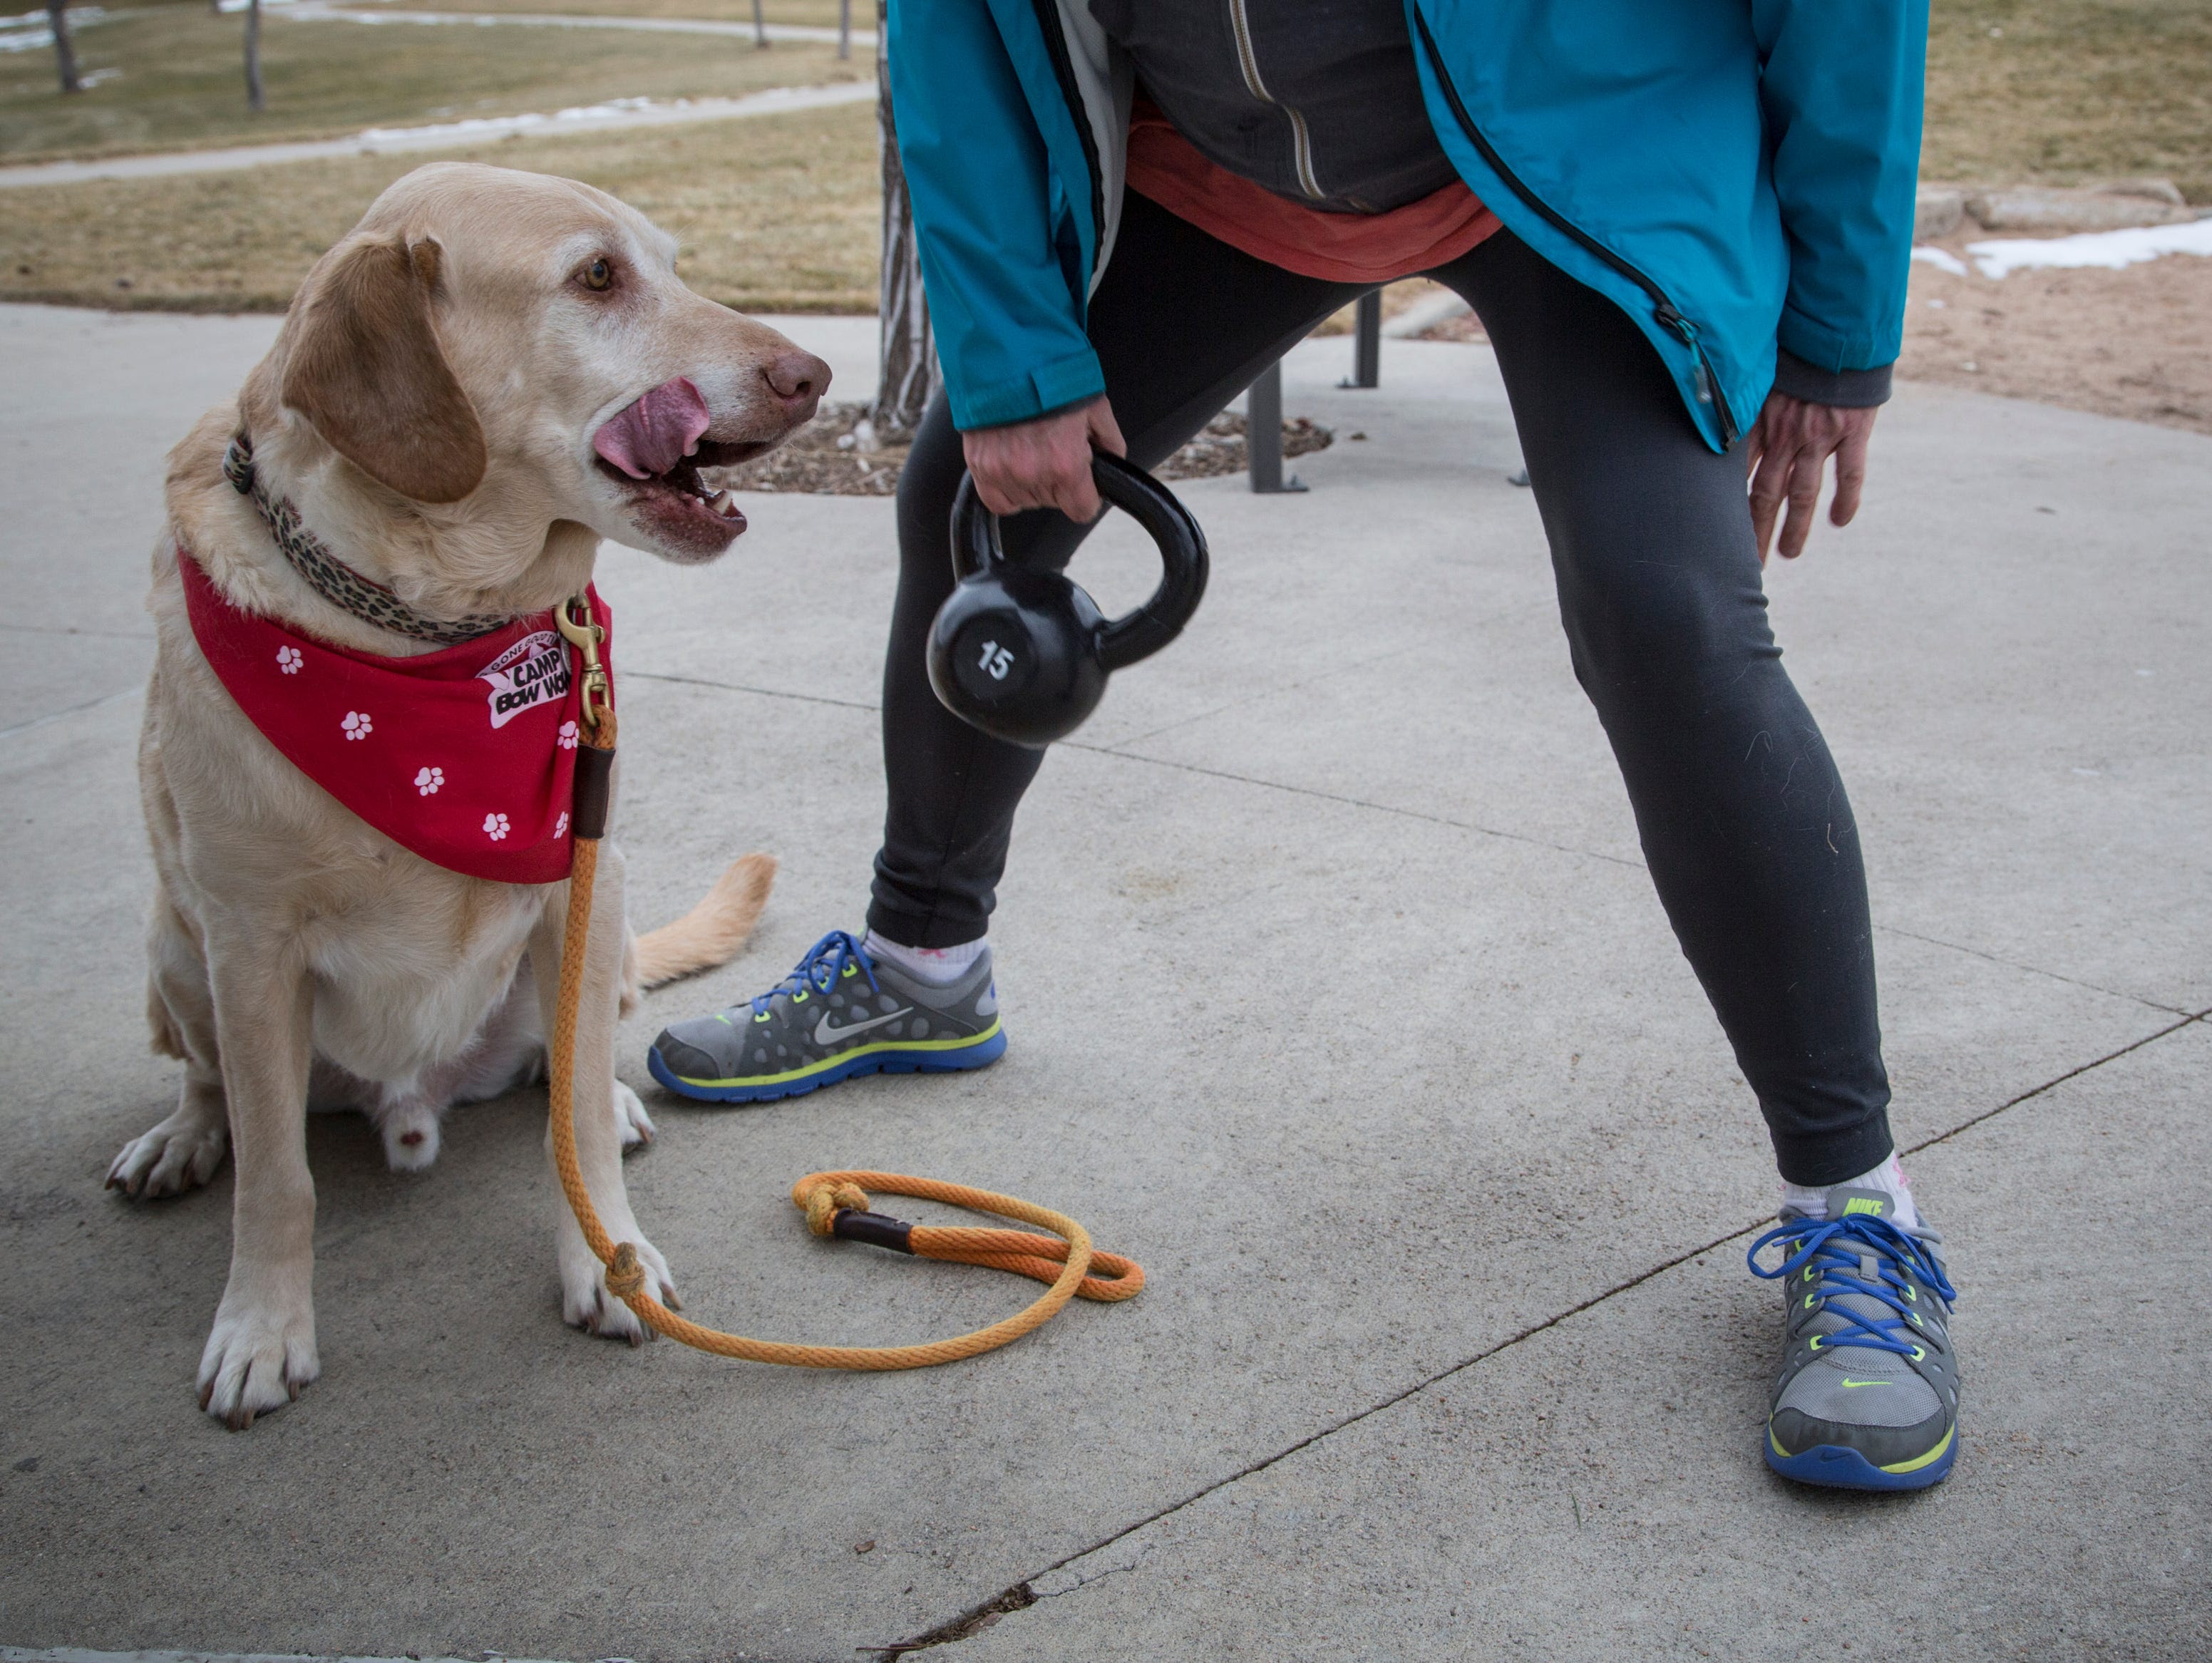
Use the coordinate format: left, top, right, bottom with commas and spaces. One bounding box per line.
950, 453, 1209, 674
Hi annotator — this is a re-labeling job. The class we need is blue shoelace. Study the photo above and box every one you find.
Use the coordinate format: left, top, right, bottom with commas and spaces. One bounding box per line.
749, 930, 881, 1017
1747, 1212, 1960, 1359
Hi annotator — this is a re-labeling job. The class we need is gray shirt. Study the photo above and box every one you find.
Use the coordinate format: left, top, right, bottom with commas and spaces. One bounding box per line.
1088, 0, 1460, 215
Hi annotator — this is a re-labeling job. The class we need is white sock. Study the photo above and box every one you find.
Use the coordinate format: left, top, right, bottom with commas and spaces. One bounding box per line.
1780, 1152, 1920, 1230
863, 930, 985, 986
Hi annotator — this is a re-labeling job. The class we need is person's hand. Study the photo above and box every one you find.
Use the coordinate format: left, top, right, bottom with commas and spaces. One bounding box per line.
962, 396, 1127, 522
1745, 392, 1879, 562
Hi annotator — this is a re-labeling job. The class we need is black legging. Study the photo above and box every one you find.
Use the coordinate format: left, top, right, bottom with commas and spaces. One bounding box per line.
871, 192, 1893, 1186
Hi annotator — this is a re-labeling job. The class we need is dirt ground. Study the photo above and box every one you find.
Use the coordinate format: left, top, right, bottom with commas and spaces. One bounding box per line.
0, 101, 880, 314
1395, 250, 2212, 438
1893, 237, 2212, 435
720, 404, 1335, 497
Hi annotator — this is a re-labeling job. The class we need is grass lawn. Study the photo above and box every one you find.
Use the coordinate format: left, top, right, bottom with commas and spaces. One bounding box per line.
0, 98, 879, 311
1925, 0, 2212, 200
3, 0, 2207, 320
0, 0, 863, 163
376, 0, 857, 23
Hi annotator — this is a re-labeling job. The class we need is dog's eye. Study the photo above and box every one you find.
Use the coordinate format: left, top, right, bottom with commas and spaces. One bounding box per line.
580, 257, 614, 292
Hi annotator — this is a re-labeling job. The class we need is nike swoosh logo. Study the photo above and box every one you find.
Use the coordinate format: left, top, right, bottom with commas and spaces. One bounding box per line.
1838, 1379, 1891, 1389
814, 1007, 912, 1046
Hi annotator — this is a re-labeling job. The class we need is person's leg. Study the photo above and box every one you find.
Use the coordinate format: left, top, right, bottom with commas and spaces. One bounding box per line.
651, 196, 1362, 1101
1433, 234, 1957, 1492
1431, 230, 1891, 1188
869, 192, 1364, 947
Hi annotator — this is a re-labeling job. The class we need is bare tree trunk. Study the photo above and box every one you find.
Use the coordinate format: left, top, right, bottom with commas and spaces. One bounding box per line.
870, 1, 937, 439
48, 1, 81, 94
837, 0, 850, 61
243, 0, 265, 111
751, 0, 766, 48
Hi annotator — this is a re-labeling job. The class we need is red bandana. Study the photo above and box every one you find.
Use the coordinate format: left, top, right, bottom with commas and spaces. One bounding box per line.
178, 550, 613, 884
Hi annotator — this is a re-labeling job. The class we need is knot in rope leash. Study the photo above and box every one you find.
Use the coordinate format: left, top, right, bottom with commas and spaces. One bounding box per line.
802, 1178, 875, 1237
604, 1242, 649, 1301
545, 593, 1141, 1370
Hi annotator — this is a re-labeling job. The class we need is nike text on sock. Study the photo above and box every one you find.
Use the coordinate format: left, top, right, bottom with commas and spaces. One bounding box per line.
863, 930, 985, 986
1780, 1151, 1920, 1230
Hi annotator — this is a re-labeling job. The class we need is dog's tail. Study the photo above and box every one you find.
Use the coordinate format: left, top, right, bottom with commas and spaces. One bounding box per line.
632, 852, 777, 991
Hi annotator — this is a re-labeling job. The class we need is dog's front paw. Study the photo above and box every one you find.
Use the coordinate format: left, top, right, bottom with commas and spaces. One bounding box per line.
108, 1113, 227, 1199
560, 1228, 677, 1346
615, 1081, 655, 1153
197, 1294, 319, 1430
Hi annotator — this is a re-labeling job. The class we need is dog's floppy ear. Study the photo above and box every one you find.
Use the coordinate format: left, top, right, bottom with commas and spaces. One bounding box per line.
281, 234, 488, 504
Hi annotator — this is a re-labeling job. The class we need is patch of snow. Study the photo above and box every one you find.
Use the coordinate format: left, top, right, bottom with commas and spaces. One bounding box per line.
1910, 246, 1970, 277
1968, 216, 2212, 279
0, 7, 106, 51
354, 94, 668, 145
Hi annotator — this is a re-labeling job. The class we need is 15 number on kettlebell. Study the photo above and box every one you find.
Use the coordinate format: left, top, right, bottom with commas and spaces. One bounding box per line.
977, 641, 1015, 681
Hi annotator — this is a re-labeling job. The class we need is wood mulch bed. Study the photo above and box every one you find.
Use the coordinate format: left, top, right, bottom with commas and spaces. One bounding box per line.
716, 403, 1334, 496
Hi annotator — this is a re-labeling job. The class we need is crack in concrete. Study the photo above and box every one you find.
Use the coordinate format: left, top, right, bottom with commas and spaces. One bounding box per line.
1898, 1006, 2210, 1159
0, 685, 138, 742
1872, 922, 2193, 1016
1034, 1552, 1148, 1601
636, 673, 2199, 1024
874, 1009, 2210, 1652
855, 1584, 1037, 1659
1056, 742, 1647, 870
1092, 637, 1426, 751
0, 621, 154, 642
622, 669, 878, 713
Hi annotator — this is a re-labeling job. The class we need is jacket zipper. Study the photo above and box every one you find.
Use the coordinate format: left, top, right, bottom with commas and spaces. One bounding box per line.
1411, 11, 1737, 444
1226, 0, 1324, 201
1028, 0, 1107, 274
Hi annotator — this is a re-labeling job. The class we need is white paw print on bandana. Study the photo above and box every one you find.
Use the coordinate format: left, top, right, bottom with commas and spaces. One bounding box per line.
275, 646, 303, 675
414, 766, 445, 796
484, 812, 510, 842
341, 710, 373, 741
557, 720, 579, 751
555, 810, 570, 838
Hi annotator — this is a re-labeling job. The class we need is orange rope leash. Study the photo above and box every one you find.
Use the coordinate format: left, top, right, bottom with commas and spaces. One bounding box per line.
543, 597, 1141, 1370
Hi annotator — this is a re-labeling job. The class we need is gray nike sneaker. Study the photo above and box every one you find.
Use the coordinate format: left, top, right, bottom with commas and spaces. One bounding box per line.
647, 930, 1004, 1103
1749, 1186, 1961, 1490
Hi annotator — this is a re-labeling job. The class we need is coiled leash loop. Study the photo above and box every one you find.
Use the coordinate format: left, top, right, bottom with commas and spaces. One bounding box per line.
545, 595, 1141, 1369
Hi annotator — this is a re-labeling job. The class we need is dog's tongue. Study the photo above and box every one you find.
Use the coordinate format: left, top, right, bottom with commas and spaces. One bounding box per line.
592, 376, 711, 480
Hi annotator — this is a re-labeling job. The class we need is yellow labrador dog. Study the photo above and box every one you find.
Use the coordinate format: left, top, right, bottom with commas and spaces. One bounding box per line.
110, 163, 828, 1428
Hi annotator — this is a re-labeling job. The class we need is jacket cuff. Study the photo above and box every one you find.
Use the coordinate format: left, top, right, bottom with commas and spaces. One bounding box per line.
1771, 349, 1893, 408
947, 346, 1106, 431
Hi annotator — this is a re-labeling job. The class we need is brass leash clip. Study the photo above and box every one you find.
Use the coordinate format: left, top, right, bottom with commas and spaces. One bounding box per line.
555, 595, 610, 733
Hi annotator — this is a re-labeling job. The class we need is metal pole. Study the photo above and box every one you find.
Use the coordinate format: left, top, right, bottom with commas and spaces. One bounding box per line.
1246, 361, 1306, 495
1343, 290, 1381, 388
752, 0, 766, 48
838, 0, 850, 58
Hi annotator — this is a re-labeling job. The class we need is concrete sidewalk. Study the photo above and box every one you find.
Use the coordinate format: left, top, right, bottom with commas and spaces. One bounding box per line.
0, 302, 2205, 1662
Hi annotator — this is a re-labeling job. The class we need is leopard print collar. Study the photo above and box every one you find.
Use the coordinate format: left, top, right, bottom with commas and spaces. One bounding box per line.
223, 434, 513, 648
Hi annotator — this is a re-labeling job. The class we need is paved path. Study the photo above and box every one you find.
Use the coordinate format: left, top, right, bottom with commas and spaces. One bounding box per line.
0, 304, 2205, 1661
0, 81, 874, 189
293, 1, 875, 48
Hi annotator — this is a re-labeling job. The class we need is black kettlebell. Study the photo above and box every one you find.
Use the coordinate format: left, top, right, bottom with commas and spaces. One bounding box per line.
926, 453, 1209, 748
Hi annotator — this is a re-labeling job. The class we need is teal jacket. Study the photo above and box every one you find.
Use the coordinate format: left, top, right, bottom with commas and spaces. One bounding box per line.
888, 1, 1928, 451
